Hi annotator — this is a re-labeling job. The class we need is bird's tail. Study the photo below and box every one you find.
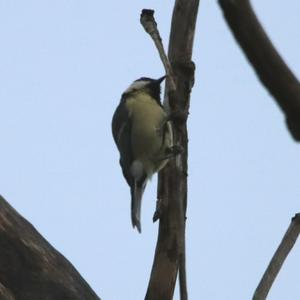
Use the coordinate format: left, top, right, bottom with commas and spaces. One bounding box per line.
131, 180, 147, 233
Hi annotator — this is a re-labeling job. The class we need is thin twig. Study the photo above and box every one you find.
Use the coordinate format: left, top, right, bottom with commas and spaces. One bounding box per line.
253, 214, 300, 300
140, 9, 176, 92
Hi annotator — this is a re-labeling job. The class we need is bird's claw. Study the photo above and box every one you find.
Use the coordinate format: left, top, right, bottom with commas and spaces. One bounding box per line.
166, 145, 184, 156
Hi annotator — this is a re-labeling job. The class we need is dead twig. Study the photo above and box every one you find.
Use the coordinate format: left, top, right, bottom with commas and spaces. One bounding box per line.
253, 214, 300, 300
140, 9, 176, 92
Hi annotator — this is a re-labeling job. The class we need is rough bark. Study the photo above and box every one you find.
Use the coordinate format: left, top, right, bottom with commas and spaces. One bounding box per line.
144, 1, 199, 299
218, 0, 300, 141
253, 214, 300, 300
0, 195, 100, 300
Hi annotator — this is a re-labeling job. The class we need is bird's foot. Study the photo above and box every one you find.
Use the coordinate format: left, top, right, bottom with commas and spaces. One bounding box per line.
158, 145, 184, 161
167, 145, 184, 155
162, 145, 184, 160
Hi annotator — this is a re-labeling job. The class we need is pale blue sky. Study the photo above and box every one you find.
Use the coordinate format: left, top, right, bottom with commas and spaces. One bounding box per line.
0, 1, 299, 299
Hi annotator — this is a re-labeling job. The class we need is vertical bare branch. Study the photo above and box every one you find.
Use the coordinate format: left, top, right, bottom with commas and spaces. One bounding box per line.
141, 1, 199, 299
218, 0, 300, 141
253, 214, 300, 300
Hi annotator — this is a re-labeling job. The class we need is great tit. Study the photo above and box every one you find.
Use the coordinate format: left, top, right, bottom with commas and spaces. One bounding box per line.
112, 76, 175, 233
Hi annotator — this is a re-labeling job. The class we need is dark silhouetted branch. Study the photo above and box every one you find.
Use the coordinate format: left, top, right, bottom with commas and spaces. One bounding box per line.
142, 1, 199, 299
253, 214, 300, 300
0, 195, 101, 300
219, 0, 300, 141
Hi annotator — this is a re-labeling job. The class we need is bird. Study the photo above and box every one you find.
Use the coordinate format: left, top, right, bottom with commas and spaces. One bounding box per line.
112, 76, 178, 233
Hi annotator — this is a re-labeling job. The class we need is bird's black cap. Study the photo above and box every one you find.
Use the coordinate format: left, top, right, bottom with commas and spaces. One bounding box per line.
134, 76, 166, 103
134, 76, 166, 84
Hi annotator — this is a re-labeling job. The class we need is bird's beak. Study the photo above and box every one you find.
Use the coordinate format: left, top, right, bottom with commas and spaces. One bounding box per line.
156, 75, 166, 84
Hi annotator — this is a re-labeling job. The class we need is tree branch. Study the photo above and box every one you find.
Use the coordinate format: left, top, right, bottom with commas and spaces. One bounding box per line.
140, 9, 176, 92
142, 1, 199, 299
218, 0, 300, 141
253, 214, 300, 300
0, 195, 101, 300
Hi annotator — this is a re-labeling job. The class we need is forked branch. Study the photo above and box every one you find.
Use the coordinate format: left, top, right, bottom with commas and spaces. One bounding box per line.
141, 1, 199, 299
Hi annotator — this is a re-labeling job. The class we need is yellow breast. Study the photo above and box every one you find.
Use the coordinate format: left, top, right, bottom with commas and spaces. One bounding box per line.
126, 92, 172, 176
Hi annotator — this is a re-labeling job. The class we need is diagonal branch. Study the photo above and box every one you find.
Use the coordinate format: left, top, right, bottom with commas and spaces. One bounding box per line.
253, 214, 300, 300
140, 9, 176, 92
218, 0, 300, 141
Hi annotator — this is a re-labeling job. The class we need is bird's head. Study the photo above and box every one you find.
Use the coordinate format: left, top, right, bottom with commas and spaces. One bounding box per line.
123, 76, 166, 101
